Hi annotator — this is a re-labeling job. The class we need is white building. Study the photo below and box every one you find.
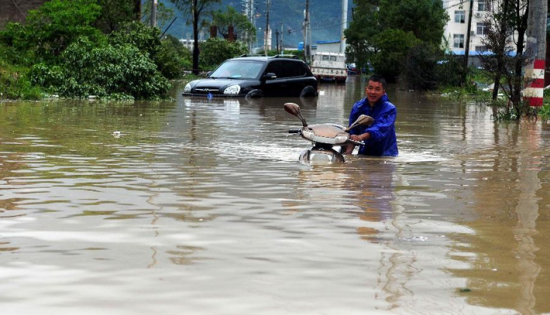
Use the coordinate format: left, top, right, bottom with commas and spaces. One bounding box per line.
443, 0, 492, 56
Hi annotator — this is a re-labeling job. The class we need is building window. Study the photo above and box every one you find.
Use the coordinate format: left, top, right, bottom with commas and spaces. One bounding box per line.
476, 22, 489, 35
475, 46, 488, 52
455, 10, 465, 23
478, 0, 489, 11
454, 34, 465, 48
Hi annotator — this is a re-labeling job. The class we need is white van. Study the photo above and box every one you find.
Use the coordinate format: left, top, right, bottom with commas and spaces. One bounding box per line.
310, 52, 348, 83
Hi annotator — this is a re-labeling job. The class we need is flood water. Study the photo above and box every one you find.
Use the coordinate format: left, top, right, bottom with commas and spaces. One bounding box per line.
1, 78, 550, 314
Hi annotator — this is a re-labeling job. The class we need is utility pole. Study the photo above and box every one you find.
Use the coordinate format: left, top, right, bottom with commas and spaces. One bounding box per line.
134, 0, 141, 21
340, 0, 348, 53
523, 0, 547, 107
265, 0, 270, 56
150, 0, 157, 28
303, 0, 310, 63
242, 0, 256, 53
462, 0, 474, 85
276, 30, 280, 54
281, 23, 284, 53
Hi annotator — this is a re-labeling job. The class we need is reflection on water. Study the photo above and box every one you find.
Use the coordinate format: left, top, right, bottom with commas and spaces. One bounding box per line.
1, 79, 550, 314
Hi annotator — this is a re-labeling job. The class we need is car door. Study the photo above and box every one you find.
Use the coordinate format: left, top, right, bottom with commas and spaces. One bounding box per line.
281, 60, 309, 97
261, 60, 288, 97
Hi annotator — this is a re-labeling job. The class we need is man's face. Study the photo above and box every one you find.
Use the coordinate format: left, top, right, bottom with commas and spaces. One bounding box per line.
365, 80, 385, 106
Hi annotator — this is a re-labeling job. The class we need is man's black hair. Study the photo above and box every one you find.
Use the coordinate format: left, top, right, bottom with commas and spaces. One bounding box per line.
368, 74, 386, 90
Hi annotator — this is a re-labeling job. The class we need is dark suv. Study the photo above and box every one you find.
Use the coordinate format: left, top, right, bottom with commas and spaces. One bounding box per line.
183, 56, 318, 98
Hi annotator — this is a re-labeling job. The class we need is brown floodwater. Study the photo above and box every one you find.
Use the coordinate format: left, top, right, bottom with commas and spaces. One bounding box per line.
1, 77, 550, 314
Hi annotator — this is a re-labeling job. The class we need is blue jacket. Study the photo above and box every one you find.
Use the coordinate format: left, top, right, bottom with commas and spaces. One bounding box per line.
348, 94, 398, 156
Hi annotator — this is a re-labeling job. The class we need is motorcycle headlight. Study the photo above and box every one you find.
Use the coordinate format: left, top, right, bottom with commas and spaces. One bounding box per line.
301, 128, 315, 141
334, 134, 349, 144
224, 85, 241, 95
184, 83, 192, 93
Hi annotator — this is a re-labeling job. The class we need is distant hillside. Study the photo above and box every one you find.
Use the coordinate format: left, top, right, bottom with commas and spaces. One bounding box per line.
159, 0, 351, 48
0, 0, 48, 28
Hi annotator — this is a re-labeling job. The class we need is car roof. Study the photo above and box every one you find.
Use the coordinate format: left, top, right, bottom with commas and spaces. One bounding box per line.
229, 55, 303, 62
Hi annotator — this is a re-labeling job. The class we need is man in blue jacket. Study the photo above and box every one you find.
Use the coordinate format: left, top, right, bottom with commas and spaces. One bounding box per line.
344, 75, 398, 156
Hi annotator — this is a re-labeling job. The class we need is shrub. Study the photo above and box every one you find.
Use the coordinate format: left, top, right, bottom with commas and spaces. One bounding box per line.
30, 36, 170, 99
403, 43, 442, 90
434, 55, 465, 88
109, 21, 161, 60
0, 59, 42, 99
155, 35, 192, 79
22, 0, 102, 60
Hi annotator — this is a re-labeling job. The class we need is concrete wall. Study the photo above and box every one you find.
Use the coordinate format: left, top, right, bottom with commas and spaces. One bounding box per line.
0, 0, 48, 28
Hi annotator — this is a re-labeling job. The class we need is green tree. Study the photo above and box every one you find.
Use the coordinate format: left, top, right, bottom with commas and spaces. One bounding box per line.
370, 29, 420, 80
345, 0, 448, 81
479, 0, 530, 119
379, 0, 448, 45
210, 7, 256, 43
199, 37, 248, 69
344, 0, 380, 72
403, 43, 443, 90
95, 0, 141, 33
109, 21, 162, 60
170, 0, 222, 75
156, 34, 193, 79
22, 0, 102, 60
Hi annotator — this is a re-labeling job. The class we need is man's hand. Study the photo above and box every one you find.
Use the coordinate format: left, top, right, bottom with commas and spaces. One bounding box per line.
350, 133, 370, 142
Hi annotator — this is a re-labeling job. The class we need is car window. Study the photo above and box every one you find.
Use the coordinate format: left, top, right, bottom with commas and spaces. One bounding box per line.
264, 61, 284, 78
210, 60, 264, 79
282, 61, 306, 77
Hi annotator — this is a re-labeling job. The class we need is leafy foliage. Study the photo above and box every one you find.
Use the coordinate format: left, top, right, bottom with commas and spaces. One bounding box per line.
539, 103, 550, 120
22, 0, 103, 60
344, 0, 380, 71
0, 58, 43, 99
403, 43, 442, 90
0, 22, 35, 65
95, 0, 141, 33
478, 0, 529, 120
379, 0, 448, 45
403, 44, 465, 90
110, 22, 190, 80
199, 37, 248, 70
210, 7, 256, 42
109, 21, 162, 59
170, 0, 222, 74
30, 36, 170, 99
156, 35, 193, 79
0, 2, 189, 100
370, 29, 420, 81
346, 0, 448, 87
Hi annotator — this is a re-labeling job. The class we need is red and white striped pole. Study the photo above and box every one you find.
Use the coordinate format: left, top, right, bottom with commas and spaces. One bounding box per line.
523, 0, 547, 107
523, 59, 545, 107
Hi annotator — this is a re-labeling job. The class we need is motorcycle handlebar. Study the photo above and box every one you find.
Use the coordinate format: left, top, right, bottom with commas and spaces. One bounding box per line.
348, 139, 365, 146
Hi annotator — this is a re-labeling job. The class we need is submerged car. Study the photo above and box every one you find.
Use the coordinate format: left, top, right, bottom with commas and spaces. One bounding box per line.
183, 56, 318, 98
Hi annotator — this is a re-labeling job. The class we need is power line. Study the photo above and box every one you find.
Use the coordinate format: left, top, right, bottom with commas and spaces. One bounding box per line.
443, 0, 469, 10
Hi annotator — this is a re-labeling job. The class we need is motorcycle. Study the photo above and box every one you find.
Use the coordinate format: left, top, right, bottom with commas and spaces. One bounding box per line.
284, 102, 374, 164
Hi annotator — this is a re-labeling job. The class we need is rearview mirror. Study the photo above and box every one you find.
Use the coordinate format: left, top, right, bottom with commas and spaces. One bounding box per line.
283, 102, 308, 127
263, 72, 277, 80
346, 114, 374, 132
